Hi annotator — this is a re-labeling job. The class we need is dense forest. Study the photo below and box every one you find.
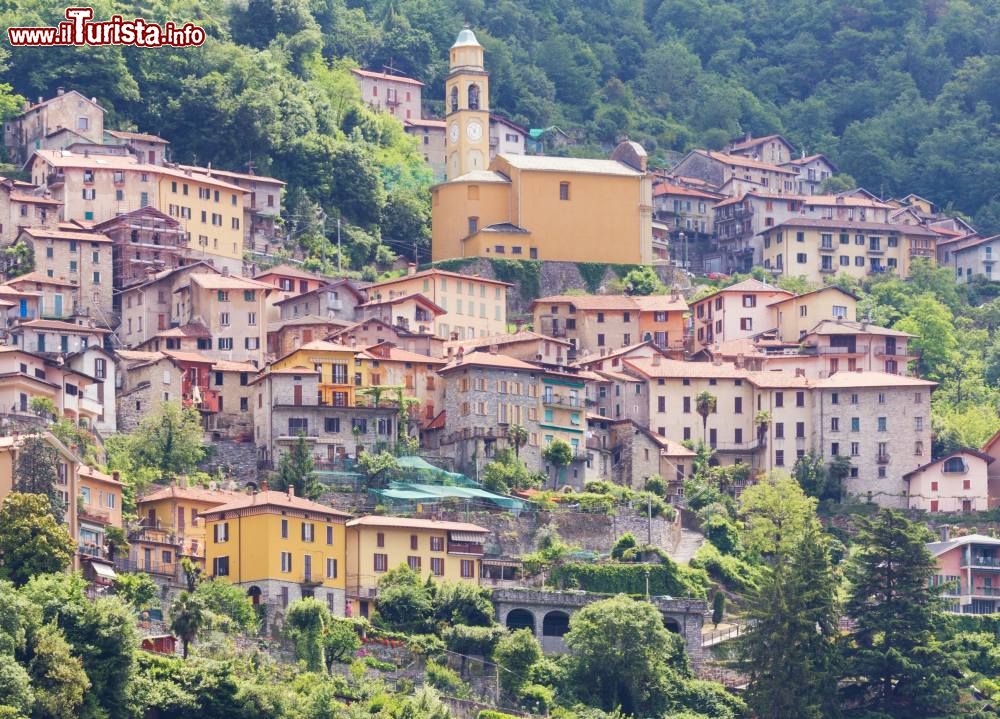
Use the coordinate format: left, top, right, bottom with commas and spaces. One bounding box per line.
3, 0, 1000, 273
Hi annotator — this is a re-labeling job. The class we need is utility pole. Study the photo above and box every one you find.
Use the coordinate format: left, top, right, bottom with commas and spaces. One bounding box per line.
647, 492, 652, 545
413, 237, 419, 266
337, 216, 342, 274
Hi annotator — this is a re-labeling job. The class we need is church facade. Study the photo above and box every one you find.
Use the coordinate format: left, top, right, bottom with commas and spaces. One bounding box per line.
431, 27, 654, 265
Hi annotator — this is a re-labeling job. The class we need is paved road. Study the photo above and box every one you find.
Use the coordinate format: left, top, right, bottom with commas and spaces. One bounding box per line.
673, 527, 705, 564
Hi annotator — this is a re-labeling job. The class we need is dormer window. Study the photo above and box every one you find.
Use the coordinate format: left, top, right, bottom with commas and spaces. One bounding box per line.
943, 457, 967, 473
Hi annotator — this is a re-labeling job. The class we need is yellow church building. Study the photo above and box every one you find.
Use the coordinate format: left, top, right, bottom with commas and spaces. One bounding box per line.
431, 28, 653, 265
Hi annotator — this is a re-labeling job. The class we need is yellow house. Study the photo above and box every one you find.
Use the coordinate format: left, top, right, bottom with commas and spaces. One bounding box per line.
345, 515, 488, 618
768, 286, 858, 342
270, 340, 362, 407
430, 27, 652, 265
365, 268, 511, 340
202, 487, 352, 616
760, 219, 940, 283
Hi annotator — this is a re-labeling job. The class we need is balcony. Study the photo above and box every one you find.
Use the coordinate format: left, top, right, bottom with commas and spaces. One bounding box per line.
819, 243, 835, 252
972, 587, 1000, 596
867, 245, 884, 255
814, 344, 869, 356
711, 437, 764, 453
586, 437, 607, 451
46, 172, 65, 186
78, 543, 105, 558
115, 556, 177, 577
962, 554, 1000, 569
877, 453, 890, 464
79, 505, 111, 524
542, 394, 583, 409
447, 542, 485, 556
874, 345, 916, 358
819, 264, 836, 273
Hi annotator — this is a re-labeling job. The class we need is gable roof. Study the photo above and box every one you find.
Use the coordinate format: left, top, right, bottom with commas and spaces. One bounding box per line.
367, 268, 513, 289
439, 350, 540, 374
903, 448, 994, 479
188, 273, 273, 291
358, 293, 446, 315
805, 320, 911, 338
727, 134, 796, 153
531, 294, 687, 313
254, 263, 327, 282
18, 227, 112, 243
698, 150, 798, 174
272, 278, 366, 306
200, 490, 352, 519
346, 515, 487, 532
19, 90, 103, 114
17, 319, 110, 334
691, 278, 791, 305
351, 68, 424, 86
766, 285, 859, 307
763, 217, 940, 237
5, 272, 77, 288
497, 153, 643, 177
106, 129, 168, 144
138, 484, 243, 505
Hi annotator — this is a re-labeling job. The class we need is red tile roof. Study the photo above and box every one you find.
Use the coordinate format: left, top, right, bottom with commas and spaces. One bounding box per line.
351, 68, 424, 86
201, 490, 352, 518
346, 515, 487, 532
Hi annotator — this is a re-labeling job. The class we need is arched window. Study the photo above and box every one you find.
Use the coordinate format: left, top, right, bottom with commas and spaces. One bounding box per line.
468, 84, 480, 110
506, 608, 535, 633
450, 86, 458, 113
943, 457, 967, 473
542, 610, 570, 637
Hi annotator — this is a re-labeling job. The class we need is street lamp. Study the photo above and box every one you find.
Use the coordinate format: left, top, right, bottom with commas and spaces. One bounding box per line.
678, 231, 687, 271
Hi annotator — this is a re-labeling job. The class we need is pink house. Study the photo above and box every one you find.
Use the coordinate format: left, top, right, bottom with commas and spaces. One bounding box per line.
982, 430, 1000, 508
928, 533, 1000, 614
905, 448, 992, 513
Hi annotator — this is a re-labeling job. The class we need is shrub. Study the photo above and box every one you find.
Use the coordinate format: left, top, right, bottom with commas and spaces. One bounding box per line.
478, 712, 523, 719
689, 544, 761, 593
644, 475, 667, 497
363, 656, 396, 672
519, 683, 555, 713
407, 633, 447, 661
702, 514, 740, 555
425, 660, 469, 697
442, 624, 504, 656
611, 532, 638, 560
548, 561, 708, 599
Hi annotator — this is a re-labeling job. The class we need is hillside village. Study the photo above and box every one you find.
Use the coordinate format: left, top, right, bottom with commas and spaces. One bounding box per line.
6, 21, 1000, 719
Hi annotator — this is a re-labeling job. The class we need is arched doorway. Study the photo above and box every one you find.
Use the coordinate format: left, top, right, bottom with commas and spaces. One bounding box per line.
662, 616, 681, 634
247, 586, 262, 606
506, 608, 535, 634
542, 610, 570, 637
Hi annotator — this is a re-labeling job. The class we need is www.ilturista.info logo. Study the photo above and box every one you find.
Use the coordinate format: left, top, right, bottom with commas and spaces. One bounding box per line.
7, 7, 206, 47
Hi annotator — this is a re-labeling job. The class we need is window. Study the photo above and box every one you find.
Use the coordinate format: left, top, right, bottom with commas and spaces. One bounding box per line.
374, 553, 388, 572
914, 417, 924, 431
775, 450, 784, 467
851, 417, 860, 432
324, 417, 340, 433
796, 421, 805, 438
831, 417, 840, 431
78, 116, 89, 130
213, 557, 229, 576
742, 294, 756, 308
943, 457, 967, 473
430, 536, 444, 552
213, 523, 229, 543
431, 558, 444, 576
877, 417, 887, 432
734, 397, 742, 414
797, 253, 807, 264
461, 560, 475, 578
850, 442, 860, 457
775, 422, 784, 439
301, 522, 315, 542
775, 392, 784, 408
740, 317, 753, 330
376, 532, 385, 548
326, 558, 338, 579
281, 519, 288, 538
559, 182, 570, 200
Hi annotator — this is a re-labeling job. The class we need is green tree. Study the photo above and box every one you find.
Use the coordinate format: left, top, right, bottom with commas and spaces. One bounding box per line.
542, 439, 574, 489
374, 565, 433, 633
13, 436, 65, 518
739, 524, 839, 719
894, 294, 957, 381
842, 509, 961, 716
432, 582, 495, 627
0, 493, 74, 587
130, 403, 207, 478
622, 266, 665, 295
611, 532, 638, 560
711, 591, 725, 629
356, 450, 399, 486
323, 617, 360, 668
193, 579, 259, 633
507, 424, 528, 459
817, 173, 857, 193
170, 591, 207, 659
792, 451, 827, 499
286, 598, 328, 672
180, 557, 203, 592
738, 474, 819, 559
27, 396, 56, 419
0, 653, 32, 719
493, 629, 542, 697
274, 434, 322, 500
27, 623, 90, 719
564, 594, 685, 716
695, 391, 717, 444
113, 573, 158, 611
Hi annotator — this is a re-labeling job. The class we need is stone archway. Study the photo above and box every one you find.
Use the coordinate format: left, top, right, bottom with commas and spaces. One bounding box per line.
506, 608, 535, 634
542, 610, 570, 637
662, 616, 681, 634
247, 586, 262, 606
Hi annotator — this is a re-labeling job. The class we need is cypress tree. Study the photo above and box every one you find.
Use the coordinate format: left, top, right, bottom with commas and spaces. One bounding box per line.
842, 508, 960, 717
739, 522, 840, 719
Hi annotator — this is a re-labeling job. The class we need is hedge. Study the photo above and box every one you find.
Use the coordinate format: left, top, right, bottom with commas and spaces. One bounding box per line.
548, 560, 708, 599
442, 624, 504, 656
478, 711, 524, 719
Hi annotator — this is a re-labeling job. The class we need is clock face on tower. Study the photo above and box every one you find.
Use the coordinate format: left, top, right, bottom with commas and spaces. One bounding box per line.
467, 120, 483, 142
449, 122, 459, 143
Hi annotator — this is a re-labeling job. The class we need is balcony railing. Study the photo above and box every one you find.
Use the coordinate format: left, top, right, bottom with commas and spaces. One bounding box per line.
447, 542, 485, 556
115, 556, 177, 577
877, 453, 890, 464
78, 543, 105, 558
962, 555, 1000, 568
711, 438, 764, 452
79, 505, 111, 524
542, 394, 583, 409
874, 345, 915, 358
867, 245, 885, 254
973, 587, 1000, 596
816, 344, 869, 355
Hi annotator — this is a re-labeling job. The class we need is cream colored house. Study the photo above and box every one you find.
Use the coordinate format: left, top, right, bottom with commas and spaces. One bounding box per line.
768, 286, 858, 342
364, 268, 510, 340
905, 449, 992, 514
690, 278, 793, 353
173, 272, 272, 365
118, 261, 219, 349
0, 178, 62, 245
4, 90, 105, 164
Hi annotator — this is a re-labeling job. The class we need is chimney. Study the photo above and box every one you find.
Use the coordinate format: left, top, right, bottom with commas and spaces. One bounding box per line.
56, 87, 65, 96
407, 263, 417, 275
288, 485, 295, 499
221, 266, 230, 276
489, 344, 498, 355
940, 526, 951, 542
260, 479, 268, 492
38, 97, 43, 105
112, 471, 120, 483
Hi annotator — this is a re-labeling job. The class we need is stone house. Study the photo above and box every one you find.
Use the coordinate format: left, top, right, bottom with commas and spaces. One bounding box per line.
4, 89, 105, 164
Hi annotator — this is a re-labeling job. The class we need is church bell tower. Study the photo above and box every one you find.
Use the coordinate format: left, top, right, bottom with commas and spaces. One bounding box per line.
444, 25, 490, 179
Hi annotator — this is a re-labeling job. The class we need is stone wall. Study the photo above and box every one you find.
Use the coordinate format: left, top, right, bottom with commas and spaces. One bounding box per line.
435, 507, 682, 558
199, 437, 259, 482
